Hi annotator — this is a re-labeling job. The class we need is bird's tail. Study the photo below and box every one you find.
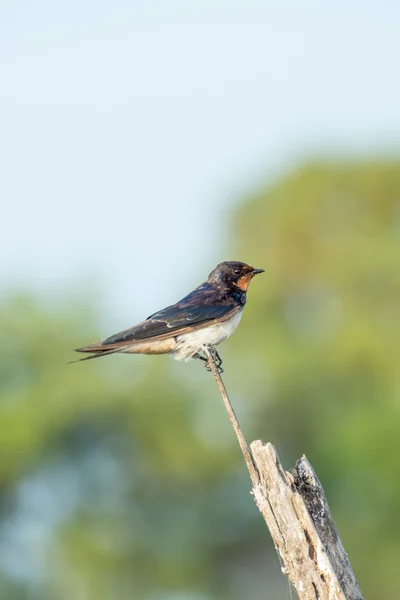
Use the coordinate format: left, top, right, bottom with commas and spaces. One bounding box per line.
69, 343, 123, 364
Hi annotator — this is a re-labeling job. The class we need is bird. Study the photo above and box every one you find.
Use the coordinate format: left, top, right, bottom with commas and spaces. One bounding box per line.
73, 261, 264, 371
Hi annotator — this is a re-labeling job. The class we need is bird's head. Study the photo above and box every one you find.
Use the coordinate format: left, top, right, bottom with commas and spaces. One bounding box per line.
208, 261, 265, 291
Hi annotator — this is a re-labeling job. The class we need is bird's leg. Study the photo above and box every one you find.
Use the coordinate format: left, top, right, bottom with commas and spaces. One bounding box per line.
212, 348, 224, 372
204, 346, 224, 373
192, 352, 208, 364
193, 348, 224, 373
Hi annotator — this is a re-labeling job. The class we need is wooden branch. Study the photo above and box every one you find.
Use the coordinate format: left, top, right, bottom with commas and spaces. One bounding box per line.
203, 347, 259, 483
206, 350, 363, 600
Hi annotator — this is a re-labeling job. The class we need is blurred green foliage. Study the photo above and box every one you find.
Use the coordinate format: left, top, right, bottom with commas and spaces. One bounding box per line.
1, 161, 399, 599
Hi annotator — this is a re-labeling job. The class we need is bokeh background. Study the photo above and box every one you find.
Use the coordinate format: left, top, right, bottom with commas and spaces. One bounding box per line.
1, 2, 400, 599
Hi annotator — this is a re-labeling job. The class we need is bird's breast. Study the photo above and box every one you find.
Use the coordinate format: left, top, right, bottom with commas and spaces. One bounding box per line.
209, 310, 243, 342
175, 309, 243, 356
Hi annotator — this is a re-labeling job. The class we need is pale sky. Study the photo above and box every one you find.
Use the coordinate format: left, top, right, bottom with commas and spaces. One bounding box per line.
1, 1, 400, 325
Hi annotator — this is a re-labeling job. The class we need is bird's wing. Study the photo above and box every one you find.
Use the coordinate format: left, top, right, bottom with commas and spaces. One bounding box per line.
76, 301, 240, 353
103, 303, 239, 345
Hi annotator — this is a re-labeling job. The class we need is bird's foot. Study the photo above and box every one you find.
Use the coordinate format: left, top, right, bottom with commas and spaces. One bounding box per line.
192, 353, 207, 364
192, 348, 224, 373
204, 346, 224, 373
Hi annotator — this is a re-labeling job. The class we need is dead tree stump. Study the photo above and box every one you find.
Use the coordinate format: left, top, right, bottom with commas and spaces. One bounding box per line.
251, 441, 363, 600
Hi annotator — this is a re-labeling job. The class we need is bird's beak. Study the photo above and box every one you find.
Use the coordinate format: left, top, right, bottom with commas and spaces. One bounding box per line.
251, 268, 265, 275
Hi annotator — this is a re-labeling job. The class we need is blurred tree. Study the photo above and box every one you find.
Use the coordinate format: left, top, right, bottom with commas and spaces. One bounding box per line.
0, 160, 399, 600
0, 295, 275, 600
229, 160, 400, 600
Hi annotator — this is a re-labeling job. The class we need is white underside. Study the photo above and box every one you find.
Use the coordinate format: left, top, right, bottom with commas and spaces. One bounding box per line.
173, 309, 243, 361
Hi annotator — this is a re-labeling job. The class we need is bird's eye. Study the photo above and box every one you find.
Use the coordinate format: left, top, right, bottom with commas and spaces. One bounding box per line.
234, 269, 241, 275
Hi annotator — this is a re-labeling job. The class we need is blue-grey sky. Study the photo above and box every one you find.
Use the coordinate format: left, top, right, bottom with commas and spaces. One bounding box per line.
2, 1, 400, 325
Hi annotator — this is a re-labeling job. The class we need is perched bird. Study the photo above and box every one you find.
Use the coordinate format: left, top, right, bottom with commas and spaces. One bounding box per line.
74, 261, 264, 370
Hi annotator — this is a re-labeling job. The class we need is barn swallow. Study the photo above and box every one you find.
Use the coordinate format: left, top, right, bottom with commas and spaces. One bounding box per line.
74, 261, 264, 370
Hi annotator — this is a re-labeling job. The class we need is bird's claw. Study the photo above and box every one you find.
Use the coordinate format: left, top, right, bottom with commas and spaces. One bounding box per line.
193, 348, 224, 373
204, 347, 224, 373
